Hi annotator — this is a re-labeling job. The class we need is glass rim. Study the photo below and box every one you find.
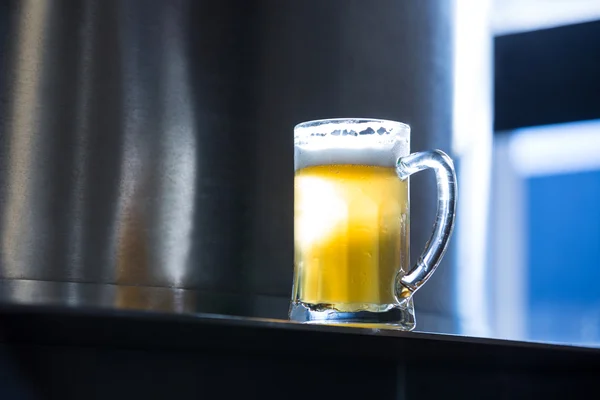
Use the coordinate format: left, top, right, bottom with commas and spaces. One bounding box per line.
294, 118, 410, 138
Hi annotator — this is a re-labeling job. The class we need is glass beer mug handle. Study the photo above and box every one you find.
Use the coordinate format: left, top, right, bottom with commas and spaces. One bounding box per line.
395, 150, 457, 300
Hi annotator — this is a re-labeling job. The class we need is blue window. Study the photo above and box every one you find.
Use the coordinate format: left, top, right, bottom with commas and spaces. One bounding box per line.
527, 170, 600, 343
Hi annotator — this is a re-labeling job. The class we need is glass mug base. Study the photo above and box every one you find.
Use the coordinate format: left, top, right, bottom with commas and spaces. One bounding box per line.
289, 299, 416, 330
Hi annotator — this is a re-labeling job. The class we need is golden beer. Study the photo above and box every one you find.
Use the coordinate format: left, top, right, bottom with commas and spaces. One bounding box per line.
293, 164, 408, 312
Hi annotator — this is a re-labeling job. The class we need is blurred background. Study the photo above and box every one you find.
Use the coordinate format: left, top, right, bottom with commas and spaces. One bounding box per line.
456, 0, 600, 345
0, 0, 599, 348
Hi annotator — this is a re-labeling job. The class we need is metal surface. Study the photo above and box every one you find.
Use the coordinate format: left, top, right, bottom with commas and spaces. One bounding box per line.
0, 0, 455, 328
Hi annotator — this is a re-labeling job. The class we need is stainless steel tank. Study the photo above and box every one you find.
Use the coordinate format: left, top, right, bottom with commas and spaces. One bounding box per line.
0, 0, 456, 331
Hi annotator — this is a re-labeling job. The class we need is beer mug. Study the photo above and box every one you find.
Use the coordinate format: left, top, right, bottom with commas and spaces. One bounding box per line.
290, 118, 457, 330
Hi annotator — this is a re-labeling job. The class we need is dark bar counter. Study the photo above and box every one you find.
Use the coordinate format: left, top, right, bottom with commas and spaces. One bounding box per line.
0, 304, 598, 399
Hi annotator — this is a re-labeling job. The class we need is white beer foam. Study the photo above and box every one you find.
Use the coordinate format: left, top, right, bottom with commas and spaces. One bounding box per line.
294, 118, 409, 139
294, 118, 410, 170
294, 140, 409, 170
